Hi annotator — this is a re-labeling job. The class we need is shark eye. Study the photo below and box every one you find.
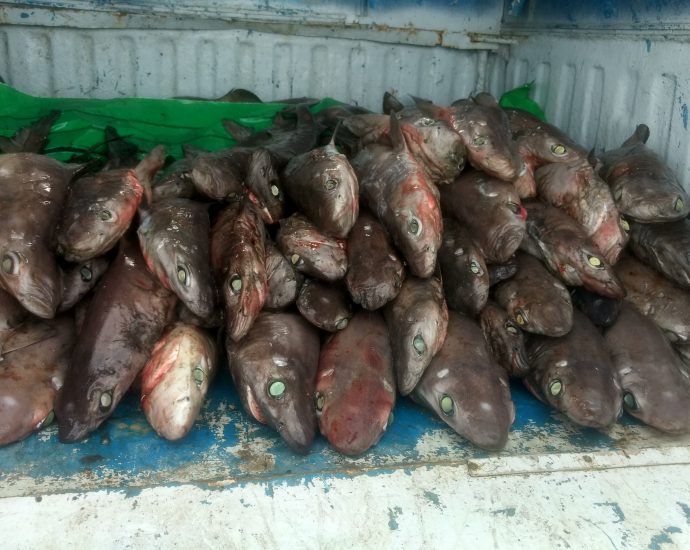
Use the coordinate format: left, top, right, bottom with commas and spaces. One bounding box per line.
413, 334, 426, 355
550, 143, 567, 156
674, 197, 685, 212
507, 202, 521, 214
37, 410, 55, 430
290, 253, 302, 266
177, 265, 190, 286
270, 184, 281, 197
314, 392, 325, 413
80, 265, 93, 282
515, 309, 528, 326
623, 391, 638, 410
620, 217, 630, 232
505, 322, 519, 335
408, 216, 421, 236
229, 275, 242, 294
548, 379, 563, 397
193, 367, 205, 387
99, 390, 113, 411
472, 136, 486, 147
99, 209, 113, 221
268, 379, 286, 400
1, 252, 19, 275
439, 394, 455, 416
587, 255, 603, 268
469, 260, 482, 275
324, 178, 338, 191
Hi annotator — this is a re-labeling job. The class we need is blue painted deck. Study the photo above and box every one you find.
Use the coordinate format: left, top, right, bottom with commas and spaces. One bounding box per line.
0, 367, 661, 498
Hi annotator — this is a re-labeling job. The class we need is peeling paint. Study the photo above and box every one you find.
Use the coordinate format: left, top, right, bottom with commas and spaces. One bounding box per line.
492, 507, 516, 517
595, 501, 625, 523
648, 526, 682, 549
388, 506, 403, 530
677, 502, 690, 524
423, 490, 445, 510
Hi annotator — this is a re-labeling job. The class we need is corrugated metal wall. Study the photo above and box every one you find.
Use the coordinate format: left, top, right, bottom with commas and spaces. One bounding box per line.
0, 26, 492, 109
2, 26, 690, 190
499, 34, 690, 190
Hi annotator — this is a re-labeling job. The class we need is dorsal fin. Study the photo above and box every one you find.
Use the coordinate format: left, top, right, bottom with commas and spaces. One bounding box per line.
587, 148, 604, 172
135, 145, 166, 208
329, 122, 341, 147
383, 92, 404, 115
182, 144, 206, 159
472, 92, 499, 108
223, 119, 254, 142
295, 104, 316, 128
389, 114, 406, 152
0, 109, 60, 153
622, 124, 650, 147
410, 95, 441, 118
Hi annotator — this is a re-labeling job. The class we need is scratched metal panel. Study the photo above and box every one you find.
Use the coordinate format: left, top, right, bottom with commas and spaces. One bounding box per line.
3, 456, 690, 548
0, 0, 504, 34
0, 25, 492, 110
503, 0, 690, 31
493, 34, 690, 192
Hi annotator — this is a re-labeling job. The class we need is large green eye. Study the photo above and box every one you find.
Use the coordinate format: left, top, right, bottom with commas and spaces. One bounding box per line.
551, 143, 567, 156
268, 379, 286, 399
270, 184, 281, 197
335, 318, 349, 330
472, 136, 486, 146
440, 394, 455, 416
507, 202, 520, 214
674, 197, 685, 212
99, 209, 112, 221
324, 178, 338, 191
99, 390, 113, 411
549, 379, 563, 397
515, 309, 527, 326
177, 266, 189, 286
408, 216, 421, 236
587, 255, 603, 268
290, 253, 302, 266
80, 265, 93, 282
38, 410, 55, 429
413, 334, 426, 355
614, 187, 623, 201
620, 217, 630, 232
505, 322, 519, 335
1, 253, 16, 274
469, 260, 481, 275
193, 367, 205, 387
315, 392, 325, 412
623, 391, 638, 410
230, 275, 242, 294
